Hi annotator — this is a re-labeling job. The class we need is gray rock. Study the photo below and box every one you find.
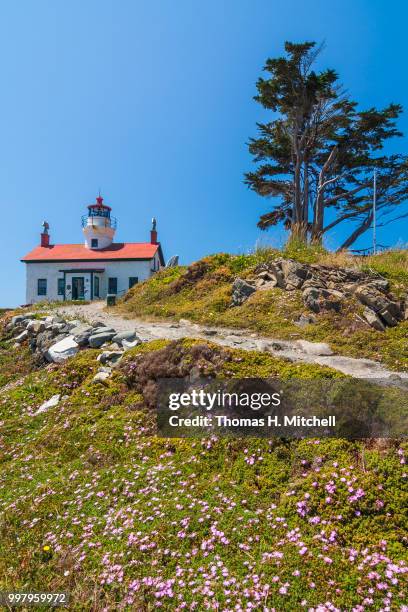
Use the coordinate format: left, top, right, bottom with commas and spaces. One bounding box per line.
302, 287, 343, 313
297, 340, 334, 356
27, 320, 46, 335
302, 276, 327, 290
231, 278, 256, 306
97, 350, 123, 365
295, 313, 317, 327
15, 330, 29, 343
35, 394, 60, 415
378, 307, 399, 327
74, 332, 94, 347
92, 371, 111, 384
367, 279, 390, 292
355, 285, 401, 316
51, 322, 69, 334
70, 325, 94, 347
66, 319, 83, 330
112, 330, 137, 344
98, 366, 112, 374
363, 307, 386, 332
45, 336, 79, 363
88, 330, 117, 348
281, 259, 310, 290
42, 316, 56, 325
355, 285, 402, 327
91, 321, 105, 329
122, 338, 141, 350
70, 324, 92, 336
264, 261, 285, 288
11, 315, 26, 326
35, 330, 64, 354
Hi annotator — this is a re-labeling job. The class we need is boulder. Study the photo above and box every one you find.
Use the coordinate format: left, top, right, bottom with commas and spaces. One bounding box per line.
264, 261, 285, 288
51, 322, 69, 335
74, 331, 94, 347
41, 315, 56, 325
11, 315, 26, 326
15, 330, 29, 343
27, 320, 46, 335
255, 277, 278, 291
88, 330, 117, 348
35, 394, 61, 415
378, 307, 399, 327
363, 307, 386, 332
92, 371, 111, 384
35, 329, 63, 353
296, 340, 334, 356
355, 285, 402, 327
355, 285, 398, 314
45, 336, 79, 363
302, 276, 327, 290
112, 330, 138, 344
66, 319, 83, 331
97, 350, 123, 365
71, 325, 94, 347
231, 278, 256, 306
302, 287, 343, 313
366, 279, 390, 292
280, 259, 310, 290
70, 324, 91, 336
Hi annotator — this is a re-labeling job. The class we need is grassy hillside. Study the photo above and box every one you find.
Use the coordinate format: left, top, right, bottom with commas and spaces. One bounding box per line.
118, 247, 408, 371
0, 310, 407, 610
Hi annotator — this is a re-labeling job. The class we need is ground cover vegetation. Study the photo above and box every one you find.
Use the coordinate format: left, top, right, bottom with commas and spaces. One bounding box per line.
0, 309, 407, 610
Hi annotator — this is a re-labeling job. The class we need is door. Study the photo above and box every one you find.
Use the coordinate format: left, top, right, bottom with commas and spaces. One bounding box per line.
108, 277, 118, 294
72, 277, 85, 300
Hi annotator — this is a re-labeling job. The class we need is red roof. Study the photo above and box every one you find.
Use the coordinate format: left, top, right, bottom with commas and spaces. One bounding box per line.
22, 242, 161, 262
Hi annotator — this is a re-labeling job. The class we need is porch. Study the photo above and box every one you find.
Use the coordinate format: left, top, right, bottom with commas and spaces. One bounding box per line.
60, 269, 105, 301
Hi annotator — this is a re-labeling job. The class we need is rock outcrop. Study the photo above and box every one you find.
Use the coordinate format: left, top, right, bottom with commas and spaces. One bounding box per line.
230, 257, 404, 331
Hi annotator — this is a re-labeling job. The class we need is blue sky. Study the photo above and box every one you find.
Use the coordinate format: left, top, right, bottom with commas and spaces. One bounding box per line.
1, 0, 407, 306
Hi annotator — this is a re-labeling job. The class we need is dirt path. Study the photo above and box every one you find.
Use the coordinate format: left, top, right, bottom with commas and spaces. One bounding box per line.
55, 301, 408, 381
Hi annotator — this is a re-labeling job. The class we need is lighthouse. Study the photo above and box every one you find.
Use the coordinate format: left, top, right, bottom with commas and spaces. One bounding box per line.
82, 195, 117, 250
21, 193, 165, 303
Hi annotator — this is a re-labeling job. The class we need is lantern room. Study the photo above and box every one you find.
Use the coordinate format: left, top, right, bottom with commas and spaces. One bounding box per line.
82, 195, 117, 250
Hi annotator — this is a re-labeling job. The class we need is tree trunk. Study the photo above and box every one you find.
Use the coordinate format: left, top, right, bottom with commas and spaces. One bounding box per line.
337, 212, 374, 251
311, 146, 338, 243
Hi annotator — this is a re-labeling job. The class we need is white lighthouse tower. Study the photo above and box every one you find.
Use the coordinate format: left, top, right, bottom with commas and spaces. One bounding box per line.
82, 195, 117, 249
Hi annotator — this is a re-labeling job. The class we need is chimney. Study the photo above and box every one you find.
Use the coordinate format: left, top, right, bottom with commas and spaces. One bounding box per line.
150, 217, 158, 244
41, 220, 50, 247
